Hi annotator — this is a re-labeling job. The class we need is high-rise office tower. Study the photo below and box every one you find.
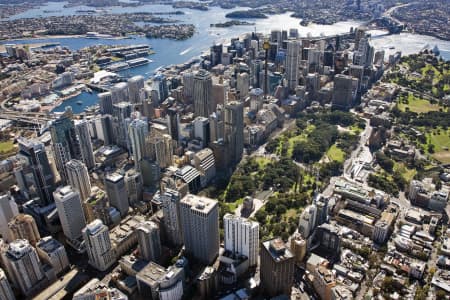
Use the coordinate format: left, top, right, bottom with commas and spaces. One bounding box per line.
53, 186, 87, 241
111, 82, 129, 104
0, 194, 19, 242
0, 268, 15, 300
50, 115, 82, 183
224, 101, 244, 165
210, 44, 222, 66
137, 221, 162, 263
298, 204, 317, 240
104, 173, 129, 217
8, 214, 41, 246
286, 41, 301, 91
82, 219, 116, 271
98, 91, 113, 115
260, 238, 295, 297
16, 137, 55, 205
236, 72, 250, 100
112, 102, 132, 149
249, 88, 264, 112
182, 71, 195, 102
209, 108, 224, 142
4, 239, 44, 296
36, 236, 70, 275
125, 169, 143, 204
95, 114, 114, 145
128, 75, 145, 104
223, 214, 259, 267
193, 116, 210, 148
151, 74, 169, 104
332, 74, 354, 110
128, 119, 148, 165
193, 69, 213, 118
145, 134, 173, 169
180, 194, 219, 265
167, 107, 180, 142
161, 189, 183, 246
75, 120, 95, 170
66, 159, 91, 201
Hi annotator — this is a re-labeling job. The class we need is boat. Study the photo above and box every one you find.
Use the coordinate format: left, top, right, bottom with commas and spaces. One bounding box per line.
389, 46, 395, 50
76, 101, 83, 105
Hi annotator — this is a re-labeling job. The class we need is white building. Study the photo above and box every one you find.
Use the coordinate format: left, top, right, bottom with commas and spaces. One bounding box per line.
180, 194, 219, 265
286, 41, 301, 91
36, 236, 70, 275
82, 219, 116, 271
137, 221, 161, 263
298, 204, 317, 239
129, 119, 148, 165
193, 148, 216, 188
54, 186, 87, 241
161, 189, 183, 246
3, 239, 44, 296
223, 214, 259, 266
0, 268, 15, 300
66, 159, 91, 201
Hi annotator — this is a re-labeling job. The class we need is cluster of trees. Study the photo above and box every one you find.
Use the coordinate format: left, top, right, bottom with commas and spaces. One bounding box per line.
375, 151, 394, 172
292, 121, 339, 163
368, 174, 400, 196
254, 192, 309, 241
262, 158, 300, 192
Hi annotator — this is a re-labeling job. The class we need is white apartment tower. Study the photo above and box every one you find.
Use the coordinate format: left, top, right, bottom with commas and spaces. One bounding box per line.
223, 214, 259, 266
129, 119, 148, 165
53, 186, 87, 241
137, 221, 162, 263
66, 159, 91, 201
286, 41, 301, 91
4, 239, 44, 296
0, 194, 19, 242
82, 219, 116, 271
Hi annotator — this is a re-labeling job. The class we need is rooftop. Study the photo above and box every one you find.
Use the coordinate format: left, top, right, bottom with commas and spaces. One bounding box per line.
263, 238, 293, 262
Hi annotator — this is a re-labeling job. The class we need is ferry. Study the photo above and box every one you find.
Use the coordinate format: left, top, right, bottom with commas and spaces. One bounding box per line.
76, 101, 82, 105
86, 32, 114, 39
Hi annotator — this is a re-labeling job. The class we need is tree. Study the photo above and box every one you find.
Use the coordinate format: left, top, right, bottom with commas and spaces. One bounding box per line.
255, 210, 267, 224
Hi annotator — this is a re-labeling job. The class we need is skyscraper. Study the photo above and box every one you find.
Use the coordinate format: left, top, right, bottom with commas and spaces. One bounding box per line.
260, 238, 295, 297
111, 82, 129, 104
128, 119, 148, 166
151, 74, 169, 104
128, 75, 145, 104
161, 189, 183, 246
298, 204, 317, 240
36, 236, 70, 275
236, 72, 250, 99
224, 101, 244, 165
53, 186, 87, 241
125, 169, 143, 204
0, 194, 19, 242
193, 69, 213, 118
286, 41, 301, 91
137, 221, 162, 263
50, 115, 82, 183
0, 268, 15, 300
98, 91, 113, 115
8, 214, 41, 246
75, 120, 95, 170
105, 173, 129, 217
180, 194, 219, 265
145, 133, 173, 169
66, 159, 91, 201
16, 137, 55, 205
167, 107, 180, 143
112, 102, 132, 149
4, 239, 45, 296
332, 74, 354, 110
82, 219, 116, 271
223, 214, 259, 267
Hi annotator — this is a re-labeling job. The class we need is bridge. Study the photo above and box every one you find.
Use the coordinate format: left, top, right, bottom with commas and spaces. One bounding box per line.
0, 111, 55, 135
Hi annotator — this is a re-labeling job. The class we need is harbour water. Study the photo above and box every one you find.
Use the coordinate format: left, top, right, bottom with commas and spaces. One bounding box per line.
2, 1, 450, 112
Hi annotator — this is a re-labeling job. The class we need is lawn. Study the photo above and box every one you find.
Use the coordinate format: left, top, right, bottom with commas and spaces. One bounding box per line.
393, 162, 417, 182
397, 93, 442, 113
254, 156, 271, 169
326, 144, 346, 163
0, 141, 15, 153
426, 128, 450, 163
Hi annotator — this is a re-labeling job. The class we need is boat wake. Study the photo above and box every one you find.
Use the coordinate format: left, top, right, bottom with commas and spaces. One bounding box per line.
179, 46, 193, 55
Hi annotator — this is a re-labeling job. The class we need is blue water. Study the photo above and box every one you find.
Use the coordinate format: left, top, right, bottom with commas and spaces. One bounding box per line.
3, 1, 450, 113
52, 91, 98, 113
